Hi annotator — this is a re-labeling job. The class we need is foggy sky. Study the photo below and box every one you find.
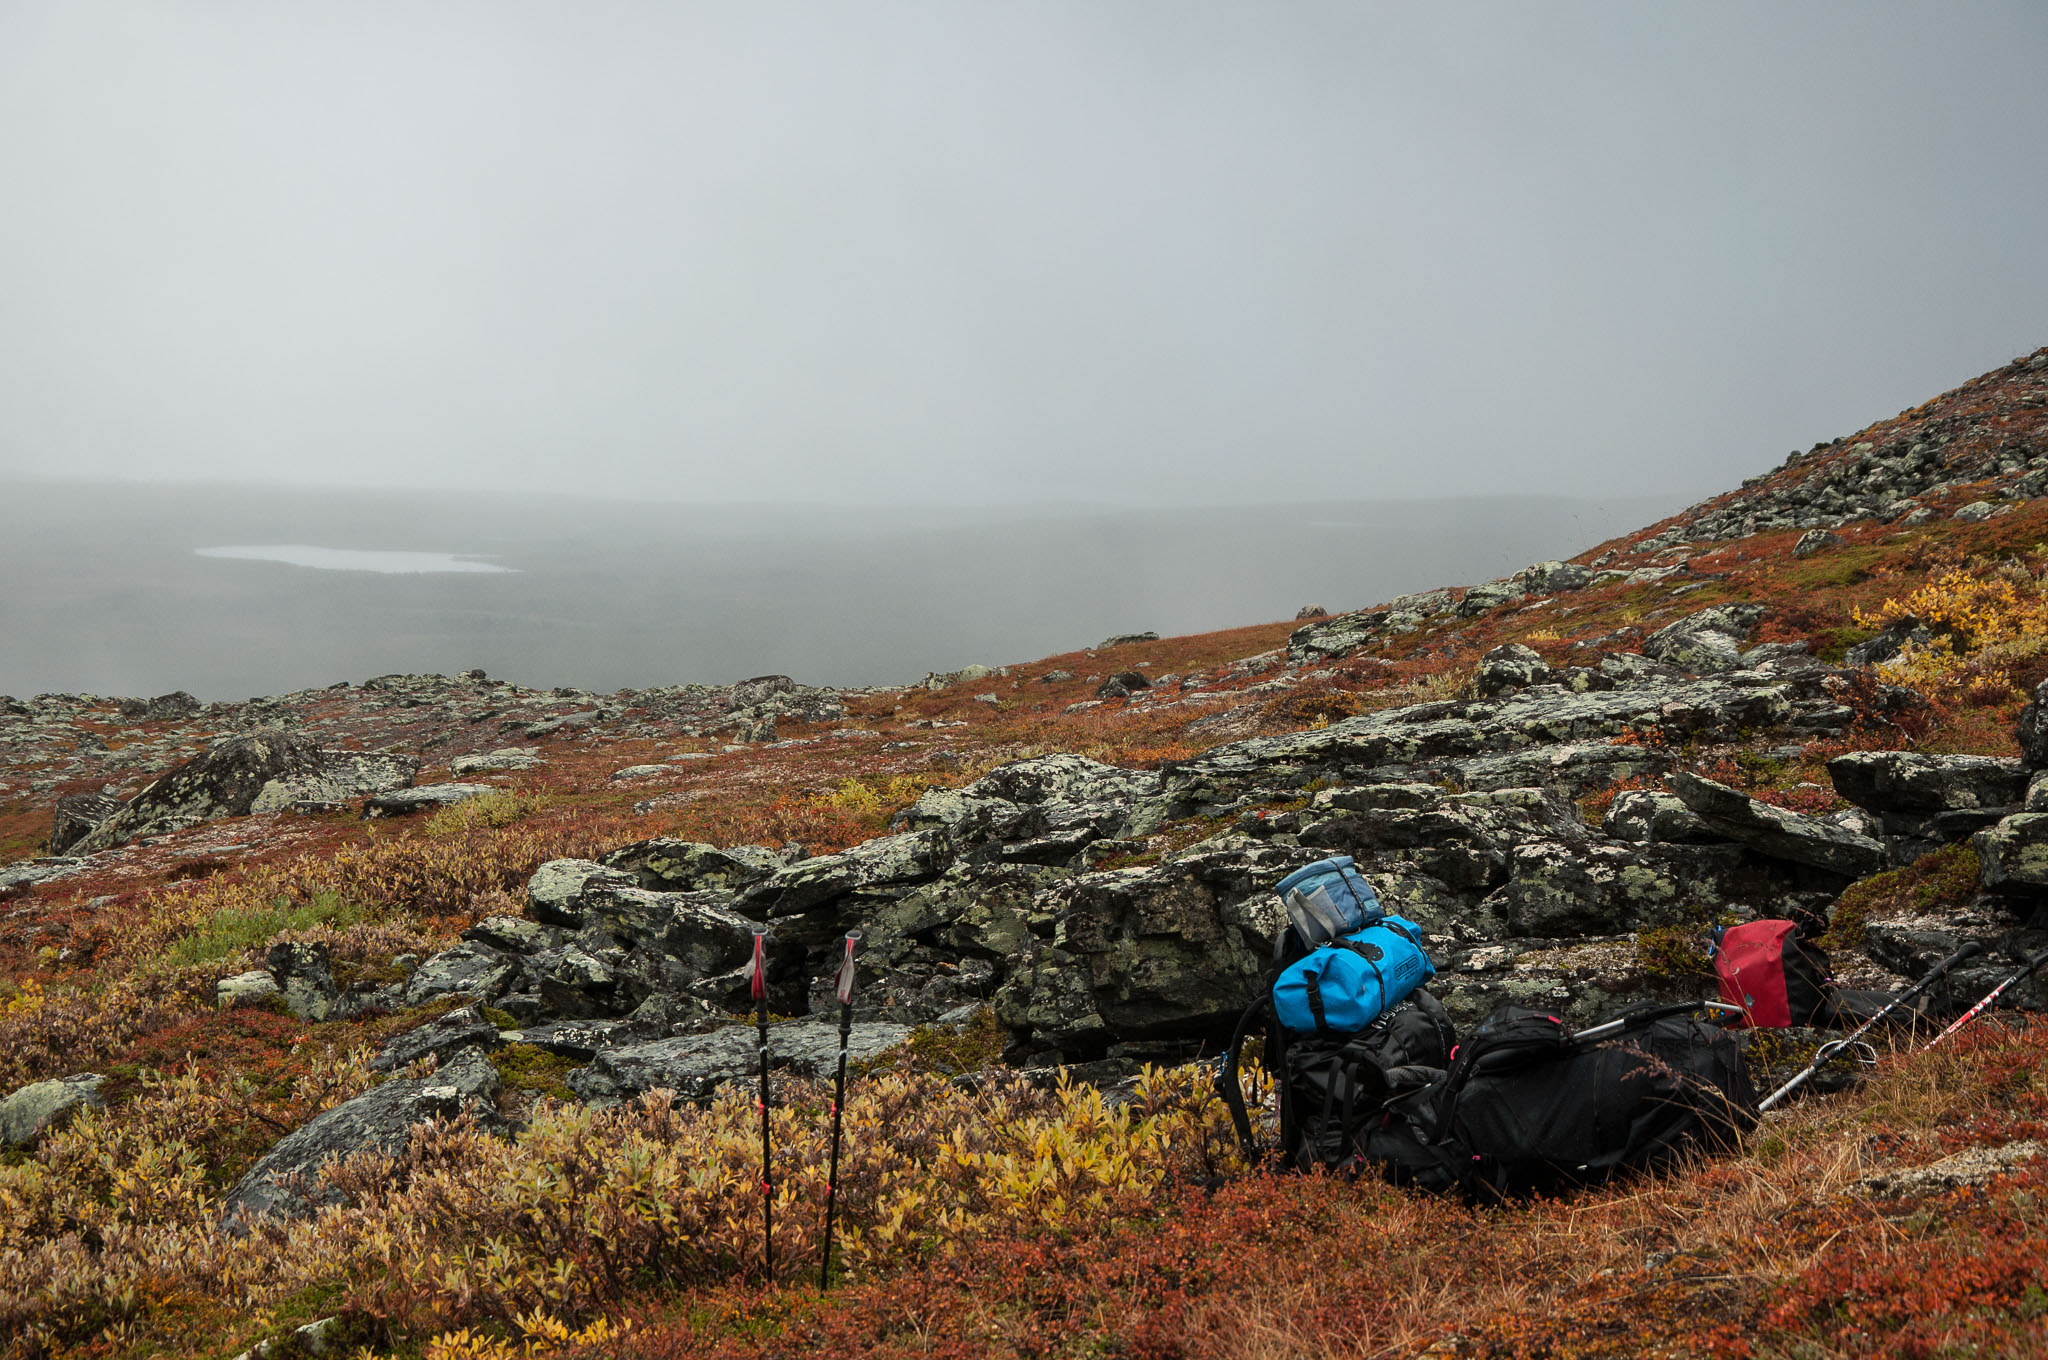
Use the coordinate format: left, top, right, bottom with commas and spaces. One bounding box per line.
2, 2, 2045, 507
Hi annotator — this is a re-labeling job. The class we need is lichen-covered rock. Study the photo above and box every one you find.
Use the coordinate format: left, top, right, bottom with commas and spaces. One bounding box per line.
49, 791, 122, 855
70, 728, 328, 852
217, 970, 282, 1009
1975, 814, 2048, 895
1433, 938, 1657, 1028
1442, 742, 1671, 797
744, 829, 953, 917
1669, 772, 1886, 877
0, 1074, 105, 1146
1601, 789, 1718, 845
461, 915, 561, 955
2019, 680, 2048, 770
1828, 752, 2028, 815
361, 783, 495, 818
450, 748, 541, 775
1847, 617, 1931, 669
403, 943, 521, 1006
1163, 676, 1795, 810
1456, 579, 1528, 617
266, 941, 340, 1022
526, 858, 635, 927
566, 1020, 912, 1105
990, 838, 1313, 1056
1476, 840, 1713, 937
249, 750, 419, 812
601, 839, 786, 894
370, 1005, 503, 1073
1641, 604, 1768, 674
1515, 561, 1592, 595
222, 1047, 501, 1226
1475, 644, 1552, 697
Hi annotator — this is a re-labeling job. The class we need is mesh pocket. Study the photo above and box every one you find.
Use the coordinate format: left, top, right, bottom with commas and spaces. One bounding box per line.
1286, 880, 1358, 947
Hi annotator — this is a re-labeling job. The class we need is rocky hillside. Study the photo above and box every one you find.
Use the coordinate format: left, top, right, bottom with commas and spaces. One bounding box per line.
3, 345, 2048, 1359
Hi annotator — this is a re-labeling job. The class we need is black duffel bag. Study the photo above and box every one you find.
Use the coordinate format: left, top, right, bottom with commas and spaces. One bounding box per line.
1361, 1002, 1758, 1200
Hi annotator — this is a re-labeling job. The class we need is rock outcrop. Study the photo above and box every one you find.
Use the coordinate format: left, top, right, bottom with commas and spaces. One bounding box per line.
67, 729, 419, 851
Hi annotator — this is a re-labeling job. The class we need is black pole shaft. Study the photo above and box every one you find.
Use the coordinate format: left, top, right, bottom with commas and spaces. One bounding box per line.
820, 930, 860, 1291
1759, 940, 1982, 1111
755, 937, 774, 1280
1926, 949, 2048, 1049
820, 997, 853, 1290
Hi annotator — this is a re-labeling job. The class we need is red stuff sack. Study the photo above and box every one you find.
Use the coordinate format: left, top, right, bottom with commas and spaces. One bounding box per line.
1713, 919, 1834, 1028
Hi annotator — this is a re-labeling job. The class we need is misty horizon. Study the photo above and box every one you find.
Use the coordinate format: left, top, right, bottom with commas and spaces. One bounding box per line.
1, 481, 1684, 701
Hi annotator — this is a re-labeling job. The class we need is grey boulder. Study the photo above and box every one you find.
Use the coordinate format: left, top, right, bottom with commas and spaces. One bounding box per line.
222, 1047, 501, 1226
602, 839, 787, 894
1827, 751, 2028, 814
0, 1074, 106, 1146
50, 792, 122, 855
267, 941, 340, 1022
70, 728, 329, 852
1474, 644, 1552, 697
250, 751, 420, 813
2019, 680, 2048, 770
1975, 814, 2048, 895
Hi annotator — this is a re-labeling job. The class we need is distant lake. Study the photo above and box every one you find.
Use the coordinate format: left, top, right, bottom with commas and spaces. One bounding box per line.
195, 545, 517, 574
2, 482, 1693, 700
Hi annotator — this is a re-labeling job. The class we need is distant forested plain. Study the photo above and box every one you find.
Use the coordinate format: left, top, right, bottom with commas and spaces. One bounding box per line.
0, 481, 1684, 700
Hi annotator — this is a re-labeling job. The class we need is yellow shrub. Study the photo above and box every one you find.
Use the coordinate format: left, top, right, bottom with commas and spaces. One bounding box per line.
1855, 561, 2048, 700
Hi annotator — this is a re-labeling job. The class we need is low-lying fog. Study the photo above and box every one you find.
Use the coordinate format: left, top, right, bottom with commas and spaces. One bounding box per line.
1, 482, 1685, 700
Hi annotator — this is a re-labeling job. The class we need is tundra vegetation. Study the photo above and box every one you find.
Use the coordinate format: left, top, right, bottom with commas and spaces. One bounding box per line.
1, 348, 2047, 1358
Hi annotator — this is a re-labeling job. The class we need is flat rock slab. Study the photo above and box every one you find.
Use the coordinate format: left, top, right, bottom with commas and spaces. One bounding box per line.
567, 1020, 914, 1105
1860, 1140, 2044, 1197
450, 749, 541, 775
362, 783, 497, 817
1828, 751, 2027, 814
0, 1074, 106, 1146
0, 857, 89, 895
1669, 772, 1886, 877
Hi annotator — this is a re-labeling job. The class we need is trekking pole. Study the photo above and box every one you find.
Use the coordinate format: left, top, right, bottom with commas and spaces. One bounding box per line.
1758, 940, 1983, 1112
1924, 946, 2048, 1049
750, 928, 774, 1279
819, 930, 861, 1291
1574, 1001, 1745, 1045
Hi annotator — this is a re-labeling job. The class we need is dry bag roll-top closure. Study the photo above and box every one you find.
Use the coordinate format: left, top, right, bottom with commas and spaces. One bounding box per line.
1271, 856, 1435, 1035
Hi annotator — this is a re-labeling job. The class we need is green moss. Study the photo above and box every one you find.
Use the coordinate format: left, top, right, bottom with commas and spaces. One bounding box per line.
480, 1006, 521, 1030
1824, 844, 1981, 950
488, 1043, 580, 1102
163, 890, 364, 968
1636, 925, 1717, 983
854, 1006, 1006, 1079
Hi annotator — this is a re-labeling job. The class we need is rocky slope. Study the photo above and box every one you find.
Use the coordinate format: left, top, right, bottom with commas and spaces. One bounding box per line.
3, 346, 2048, 1232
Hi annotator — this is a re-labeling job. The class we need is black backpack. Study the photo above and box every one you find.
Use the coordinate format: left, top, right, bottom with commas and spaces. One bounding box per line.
1216, 920, 1456, 1173
1362, 1003, 1759, 1200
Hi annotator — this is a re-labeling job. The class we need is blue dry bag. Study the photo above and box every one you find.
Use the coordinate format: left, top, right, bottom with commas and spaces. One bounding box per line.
1274, 855, 1384, 947
1272, 914, 1435, 1036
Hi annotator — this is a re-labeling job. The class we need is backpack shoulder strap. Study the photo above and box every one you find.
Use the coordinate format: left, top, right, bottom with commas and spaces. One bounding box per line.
1216, 992, 1275, 1156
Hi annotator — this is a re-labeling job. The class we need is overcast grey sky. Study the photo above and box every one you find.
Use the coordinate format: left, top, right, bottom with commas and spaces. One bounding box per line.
2, 2, 2044, 507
